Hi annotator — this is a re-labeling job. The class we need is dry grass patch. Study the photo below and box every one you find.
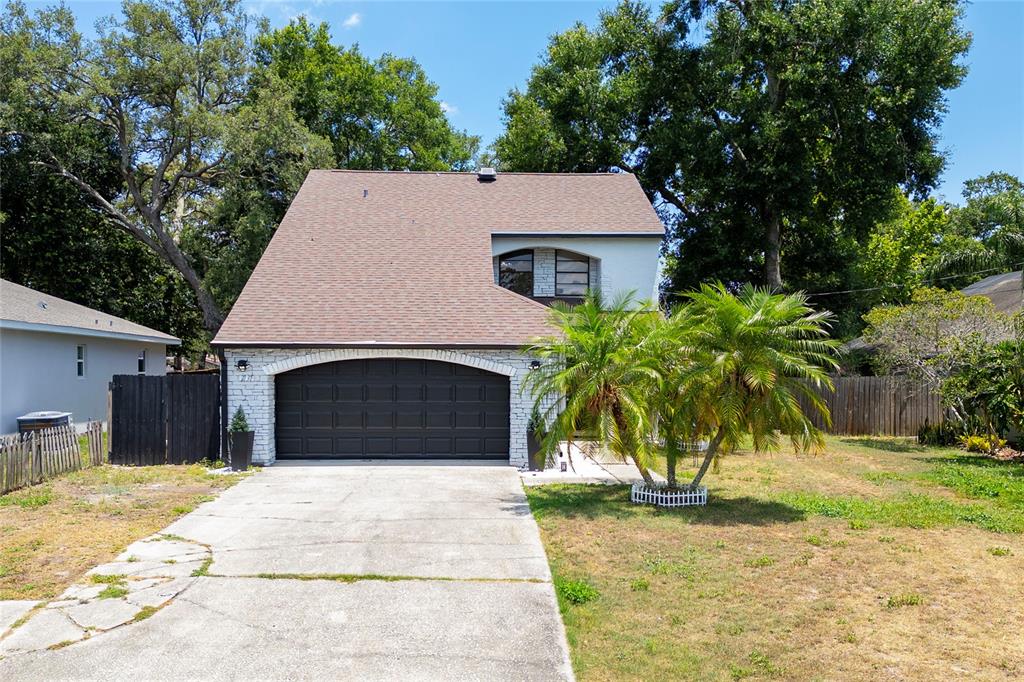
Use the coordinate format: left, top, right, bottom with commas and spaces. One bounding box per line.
527, 437, 1024, 681
0, 464, 245, 600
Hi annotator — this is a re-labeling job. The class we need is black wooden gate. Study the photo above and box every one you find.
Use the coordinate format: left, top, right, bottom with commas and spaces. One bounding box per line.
109, 373, 220, 465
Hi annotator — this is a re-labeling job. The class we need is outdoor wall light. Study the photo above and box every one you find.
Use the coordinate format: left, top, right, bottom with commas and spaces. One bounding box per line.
235, 359, 250, 372
529, 360, 542, 370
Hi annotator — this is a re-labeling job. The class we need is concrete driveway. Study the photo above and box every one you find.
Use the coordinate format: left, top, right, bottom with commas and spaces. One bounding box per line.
0, 462, 573, 681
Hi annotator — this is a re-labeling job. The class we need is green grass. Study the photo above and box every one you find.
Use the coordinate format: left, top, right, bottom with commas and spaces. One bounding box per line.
0, 487, 54, 509
775, 490, 1024, 534
920, 456, 1024, 508
555, 578, 600, 605
885, 592, 923, 609
97, 584, 128, 599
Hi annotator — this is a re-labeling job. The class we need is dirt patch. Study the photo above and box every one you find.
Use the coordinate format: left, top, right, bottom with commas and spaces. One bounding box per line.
0, 464, 246, 600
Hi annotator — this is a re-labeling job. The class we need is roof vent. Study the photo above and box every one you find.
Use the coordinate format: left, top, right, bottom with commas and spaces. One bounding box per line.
36, 301, 47, 310
477, 167, 497, 182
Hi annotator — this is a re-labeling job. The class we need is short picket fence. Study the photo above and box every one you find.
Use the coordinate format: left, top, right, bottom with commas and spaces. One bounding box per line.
631, 482, 708, 507
0, 421, 105, 494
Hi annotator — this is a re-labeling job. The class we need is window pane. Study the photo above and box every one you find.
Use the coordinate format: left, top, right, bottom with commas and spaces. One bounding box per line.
138, 350, 146, 374
557, 272, 588, 285
556, 284, 587, 296
556, 260, 589, 273
556, 251, 588, 264
498, 250, 533, 296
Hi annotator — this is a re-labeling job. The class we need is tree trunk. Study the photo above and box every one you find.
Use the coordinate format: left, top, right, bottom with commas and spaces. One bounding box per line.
612, 402, 655, 486
690, 429, 726, 488
764, 206, 782, 291
150, 215, 225, 333
665, 438, 680, 489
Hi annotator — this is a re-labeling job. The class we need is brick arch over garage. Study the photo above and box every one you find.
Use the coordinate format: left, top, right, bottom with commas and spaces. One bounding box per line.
261, 348, 519, 378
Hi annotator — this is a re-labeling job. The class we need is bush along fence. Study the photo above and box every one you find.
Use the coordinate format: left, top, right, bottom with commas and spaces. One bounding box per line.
0, 421, 104, 495
796, 376, 945, 437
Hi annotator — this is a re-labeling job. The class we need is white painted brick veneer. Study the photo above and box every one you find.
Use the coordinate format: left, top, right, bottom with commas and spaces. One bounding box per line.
225, 347, 547, 467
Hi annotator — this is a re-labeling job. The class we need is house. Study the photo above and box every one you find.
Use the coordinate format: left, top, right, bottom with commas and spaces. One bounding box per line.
213, 170, 664, 466
960, 270, 1023, 315
0, 280, 179, 433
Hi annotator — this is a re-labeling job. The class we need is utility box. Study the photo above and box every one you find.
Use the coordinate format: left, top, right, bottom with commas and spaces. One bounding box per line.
17, 411, 72, 433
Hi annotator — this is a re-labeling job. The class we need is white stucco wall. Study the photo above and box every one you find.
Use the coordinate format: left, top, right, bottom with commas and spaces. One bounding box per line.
0, 328, 168, 433
224, 347, 552, 467
492, 236, 662, 303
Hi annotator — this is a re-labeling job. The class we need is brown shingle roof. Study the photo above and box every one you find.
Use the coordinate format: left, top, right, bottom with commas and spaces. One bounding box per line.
213, 170, 663, 346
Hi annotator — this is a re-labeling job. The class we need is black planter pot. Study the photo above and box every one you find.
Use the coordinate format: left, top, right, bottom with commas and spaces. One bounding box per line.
229, 431, 254, 471
527, 432, 545, 472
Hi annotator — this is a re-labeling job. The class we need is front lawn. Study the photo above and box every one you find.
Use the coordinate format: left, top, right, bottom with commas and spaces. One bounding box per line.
526, 437, 1024, 681
0, 464, 247, 600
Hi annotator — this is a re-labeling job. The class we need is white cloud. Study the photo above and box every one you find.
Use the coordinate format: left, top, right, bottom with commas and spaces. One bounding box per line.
439, 101, 458, 115
342, 12, 361, 29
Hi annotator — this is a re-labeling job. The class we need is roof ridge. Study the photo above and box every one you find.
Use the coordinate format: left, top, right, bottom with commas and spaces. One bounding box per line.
317, 169, 630, 177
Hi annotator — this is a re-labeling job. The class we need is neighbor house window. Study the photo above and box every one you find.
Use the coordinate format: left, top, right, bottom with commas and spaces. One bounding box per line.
556, 250, 589, 297
137, 349, 146, 374
498, 249, 534, 296
76, 345, 86, 377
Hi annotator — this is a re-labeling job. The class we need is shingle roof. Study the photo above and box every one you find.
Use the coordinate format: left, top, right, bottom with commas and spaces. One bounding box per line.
213, 170, 664, 346
1, 279, 180, 344
960, 270, 1023, 315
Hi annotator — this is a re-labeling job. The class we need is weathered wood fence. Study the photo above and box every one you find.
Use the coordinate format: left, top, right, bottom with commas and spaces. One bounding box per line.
796, 376, 944, 436
109, 373, 220, 466
0, 421, 104, 494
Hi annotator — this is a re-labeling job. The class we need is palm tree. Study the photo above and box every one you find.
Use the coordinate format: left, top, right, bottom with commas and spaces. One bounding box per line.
665, 283, 842, 488
522, 291, 662, 485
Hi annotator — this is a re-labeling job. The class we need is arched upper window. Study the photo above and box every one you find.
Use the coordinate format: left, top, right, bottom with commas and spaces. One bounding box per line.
498, 250, 533, 296
556, 250, 589, 297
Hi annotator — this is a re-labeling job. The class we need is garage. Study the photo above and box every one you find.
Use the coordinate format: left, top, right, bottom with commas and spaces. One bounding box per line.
274, 358, 510, 459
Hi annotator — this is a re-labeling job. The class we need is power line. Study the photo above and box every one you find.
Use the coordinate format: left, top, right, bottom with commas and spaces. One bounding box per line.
806, 262, 1024, 297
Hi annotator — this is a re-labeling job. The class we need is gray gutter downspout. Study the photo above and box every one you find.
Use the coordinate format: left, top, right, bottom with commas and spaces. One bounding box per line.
217, 347, 229, 461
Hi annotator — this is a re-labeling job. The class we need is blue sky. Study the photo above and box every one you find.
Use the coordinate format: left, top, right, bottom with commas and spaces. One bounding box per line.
40, 0, 1024, 203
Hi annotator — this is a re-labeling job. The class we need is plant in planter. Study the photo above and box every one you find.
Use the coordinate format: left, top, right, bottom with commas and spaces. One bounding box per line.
228, 406, 254, 471
526, 407, 547, 472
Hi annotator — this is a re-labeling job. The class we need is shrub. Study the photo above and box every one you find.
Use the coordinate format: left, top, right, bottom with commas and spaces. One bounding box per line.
229, 406, 250, 433
959, 434, 1007, 453
556, 578, 600, 605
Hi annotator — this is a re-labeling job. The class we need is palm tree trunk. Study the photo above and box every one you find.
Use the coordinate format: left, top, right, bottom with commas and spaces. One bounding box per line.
665, 438, 680, 489
690, 429, 726, 488
611, 402, 655, 486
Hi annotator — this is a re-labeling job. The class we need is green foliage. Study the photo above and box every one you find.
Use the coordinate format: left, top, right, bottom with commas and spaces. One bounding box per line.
555, 578, 600, 605
496, 0, 970, 295
959, 435, 1007, 454
522, 291, 664, 484
885, 593, 923, 609
988, 547, 1012, 557
932, 172, 1024, 283
253, 17, 478, 172
941, 338, 1024, 442
629, 578, 649, 592
863, 288, 1014, 397
229, 407, 250, 433
657, 284, 841, 487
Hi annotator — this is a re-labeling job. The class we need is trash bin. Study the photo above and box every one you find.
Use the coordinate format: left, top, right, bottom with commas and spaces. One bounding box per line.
17, 411, 72, 433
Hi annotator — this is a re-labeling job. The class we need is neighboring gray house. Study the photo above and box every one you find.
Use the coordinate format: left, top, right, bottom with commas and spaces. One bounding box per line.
213, 169, 664, 466
0, 280, 179, 433
960, 270, 1023, 315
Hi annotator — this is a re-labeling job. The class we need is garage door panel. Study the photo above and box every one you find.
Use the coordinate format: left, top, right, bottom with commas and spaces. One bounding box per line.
304, 385, 334, 402
335, 412, 362, 429
304, 411, 333, 429
335, 385, 363, 402
275, 358, 509, 459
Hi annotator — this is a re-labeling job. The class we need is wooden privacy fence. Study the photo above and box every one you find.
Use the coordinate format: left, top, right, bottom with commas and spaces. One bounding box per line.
1, 421, 104, 494
109, 373, 220, 466
796, 376, 944, 437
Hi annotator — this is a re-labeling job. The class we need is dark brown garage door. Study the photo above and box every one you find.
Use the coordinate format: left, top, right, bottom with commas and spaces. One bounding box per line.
275, 358, 510, 459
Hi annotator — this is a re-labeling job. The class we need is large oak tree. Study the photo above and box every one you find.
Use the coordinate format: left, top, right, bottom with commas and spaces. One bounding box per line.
494, 0, 970, 293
